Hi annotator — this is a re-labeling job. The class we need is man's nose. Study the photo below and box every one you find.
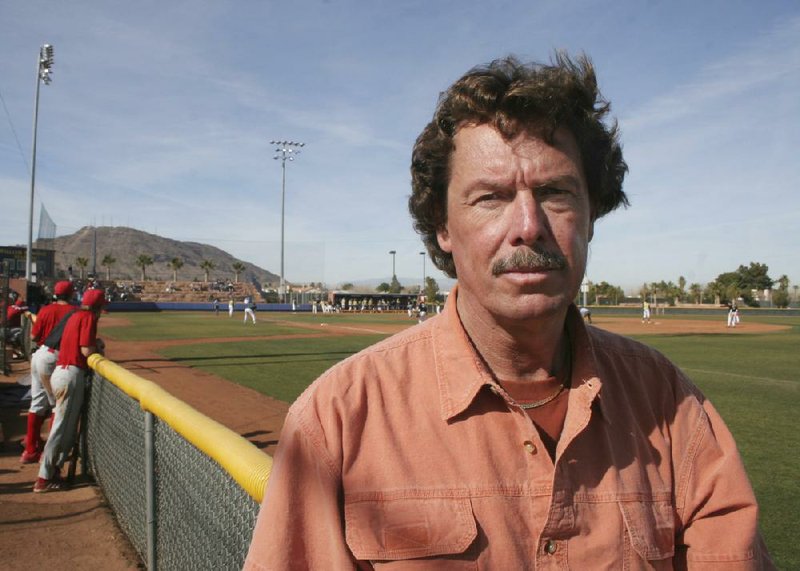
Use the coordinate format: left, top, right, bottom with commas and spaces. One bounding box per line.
508, 192, 546, 246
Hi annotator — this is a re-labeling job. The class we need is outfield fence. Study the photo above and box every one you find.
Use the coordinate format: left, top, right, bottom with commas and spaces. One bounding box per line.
85, 354, 272, 570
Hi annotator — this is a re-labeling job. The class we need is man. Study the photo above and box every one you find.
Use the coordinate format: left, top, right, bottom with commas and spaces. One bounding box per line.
245, 55, 772, 568
417, 295, 427, 323
20, 281, 76, 463
579, 305, 592, 324
6, 295, 28, 327
33, 288, 105, 493
727, 301, 740, 328
243, 296, 257, 324
4, 295, 29, 358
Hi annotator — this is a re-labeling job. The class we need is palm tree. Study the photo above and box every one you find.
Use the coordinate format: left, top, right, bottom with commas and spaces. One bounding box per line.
200, 259, 215, 283
231, 261, 246, 283
678, 276, 687, 302
689, 283, 703, 305
169, 257, 184, 282
136, 254, 154, 281
101, 254, 116, 281
75, 257, 89, 280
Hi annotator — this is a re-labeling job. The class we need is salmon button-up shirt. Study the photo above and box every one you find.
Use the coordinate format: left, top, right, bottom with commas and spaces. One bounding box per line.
245, 290, 772, 570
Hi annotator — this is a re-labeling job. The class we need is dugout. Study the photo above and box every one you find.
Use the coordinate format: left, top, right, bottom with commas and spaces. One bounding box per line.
327, 291, 420, 312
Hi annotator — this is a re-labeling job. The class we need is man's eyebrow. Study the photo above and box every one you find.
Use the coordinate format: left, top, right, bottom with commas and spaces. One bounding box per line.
462, 174, 582, 193
462, 179, 511, 193
532, 174, 582, 188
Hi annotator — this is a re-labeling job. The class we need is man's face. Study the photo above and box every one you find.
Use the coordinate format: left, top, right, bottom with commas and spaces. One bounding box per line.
437, 124, 593, 324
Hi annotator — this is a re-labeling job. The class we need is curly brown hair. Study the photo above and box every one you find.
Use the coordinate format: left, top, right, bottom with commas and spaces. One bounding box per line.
409, 53, 629, 278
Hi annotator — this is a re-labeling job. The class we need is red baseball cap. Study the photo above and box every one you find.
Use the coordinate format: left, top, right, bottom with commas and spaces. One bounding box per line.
54, 281, 74, 297
82, 288, 106, 309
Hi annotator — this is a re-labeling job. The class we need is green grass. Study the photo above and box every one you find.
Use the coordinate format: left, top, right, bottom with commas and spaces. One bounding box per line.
101, 311, 321, 341
158, 334, 386, 402
108, 310, 798, 567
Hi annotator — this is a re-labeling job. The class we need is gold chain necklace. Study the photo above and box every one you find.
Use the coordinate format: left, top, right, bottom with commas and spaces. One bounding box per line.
516, 335, 572, 410
518, 384, 566, 409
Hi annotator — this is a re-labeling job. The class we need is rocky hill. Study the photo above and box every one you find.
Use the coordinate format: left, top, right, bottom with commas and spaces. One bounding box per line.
41, 226, 279, 285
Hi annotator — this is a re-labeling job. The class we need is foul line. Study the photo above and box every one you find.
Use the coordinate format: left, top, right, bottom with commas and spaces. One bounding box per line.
682, 367, 797, 387
331, 325, 389, 334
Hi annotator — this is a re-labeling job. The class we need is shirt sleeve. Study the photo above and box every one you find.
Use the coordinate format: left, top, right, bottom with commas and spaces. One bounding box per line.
31, 312, 44, 340
78, 314, 98, 349
674, 397, 775, 570
243, 407, 361, 570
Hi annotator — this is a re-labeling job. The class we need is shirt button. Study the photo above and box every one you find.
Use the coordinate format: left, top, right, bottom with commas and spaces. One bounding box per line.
523, 440, 537, 455
544, 540, 557, 555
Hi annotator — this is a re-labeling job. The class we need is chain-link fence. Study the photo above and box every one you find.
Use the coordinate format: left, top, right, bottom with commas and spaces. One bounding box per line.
85, 356, 272, 570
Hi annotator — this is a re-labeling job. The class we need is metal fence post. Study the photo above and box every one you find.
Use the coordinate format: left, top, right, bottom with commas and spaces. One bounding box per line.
145, 411, 156, 570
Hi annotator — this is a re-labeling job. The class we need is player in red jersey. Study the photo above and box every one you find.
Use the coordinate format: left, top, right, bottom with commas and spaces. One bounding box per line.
33, 288, 105, 492
21, 281, 77, 463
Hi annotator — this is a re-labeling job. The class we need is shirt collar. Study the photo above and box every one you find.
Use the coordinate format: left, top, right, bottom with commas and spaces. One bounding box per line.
431, 286, 498, 421
432, 286, 609, 424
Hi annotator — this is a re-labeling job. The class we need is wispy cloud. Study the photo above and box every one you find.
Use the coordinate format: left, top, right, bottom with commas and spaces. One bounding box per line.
622, 15, 800, 133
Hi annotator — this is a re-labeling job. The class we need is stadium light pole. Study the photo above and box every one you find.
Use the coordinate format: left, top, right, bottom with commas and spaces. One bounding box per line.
271, 140, 305, 303
419, 251, 426, 294
389, 250, 396, 280
26, 44, 54, 282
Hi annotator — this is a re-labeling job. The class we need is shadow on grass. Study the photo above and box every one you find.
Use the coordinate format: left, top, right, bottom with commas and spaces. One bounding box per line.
163, 350, 359, 363
180, 357, 355, 368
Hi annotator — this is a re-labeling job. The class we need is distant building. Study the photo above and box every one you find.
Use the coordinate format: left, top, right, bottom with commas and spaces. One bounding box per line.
0, 246, 56, 281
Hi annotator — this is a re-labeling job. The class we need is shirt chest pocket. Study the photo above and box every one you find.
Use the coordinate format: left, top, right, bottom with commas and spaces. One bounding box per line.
618, 499, 675, 568
344, 496, 478, 568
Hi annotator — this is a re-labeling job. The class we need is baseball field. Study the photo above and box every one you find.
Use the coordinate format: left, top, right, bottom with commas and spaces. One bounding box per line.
100, 310, 799, 569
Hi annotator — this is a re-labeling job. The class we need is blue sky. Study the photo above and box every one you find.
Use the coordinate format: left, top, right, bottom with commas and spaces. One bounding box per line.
1, 0, 798, 292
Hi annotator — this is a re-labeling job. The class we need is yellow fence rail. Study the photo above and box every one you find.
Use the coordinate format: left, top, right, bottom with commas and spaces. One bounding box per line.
88, 353, 272, 503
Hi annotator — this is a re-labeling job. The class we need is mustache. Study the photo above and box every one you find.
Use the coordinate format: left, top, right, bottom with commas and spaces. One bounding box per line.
492, 246, 567, 276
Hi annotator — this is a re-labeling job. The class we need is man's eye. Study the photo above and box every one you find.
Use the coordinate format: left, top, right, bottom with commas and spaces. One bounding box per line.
539, 186, 565, 196
539, 187, 573, 202
474, 192, 500, 204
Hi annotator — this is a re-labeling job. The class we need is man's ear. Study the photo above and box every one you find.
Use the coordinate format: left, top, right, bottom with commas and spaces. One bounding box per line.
437, 225, 452, 253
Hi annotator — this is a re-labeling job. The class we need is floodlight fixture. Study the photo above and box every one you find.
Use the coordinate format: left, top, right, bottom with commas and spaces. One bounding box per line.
39, 44, 54, 84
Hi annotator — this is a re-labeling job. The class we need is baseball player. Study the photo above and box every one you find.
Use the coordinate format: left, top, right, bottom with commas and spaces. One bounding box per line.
21, 281, 76, 464
33, 288, 105, 493
5, 297, 29, 358
243, 296, 257, 324
417, 296, 427, 323
579, 306, 593, 323
727, 301, 739, 327
642, 300, 651, 323
228, 298, 234, 317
